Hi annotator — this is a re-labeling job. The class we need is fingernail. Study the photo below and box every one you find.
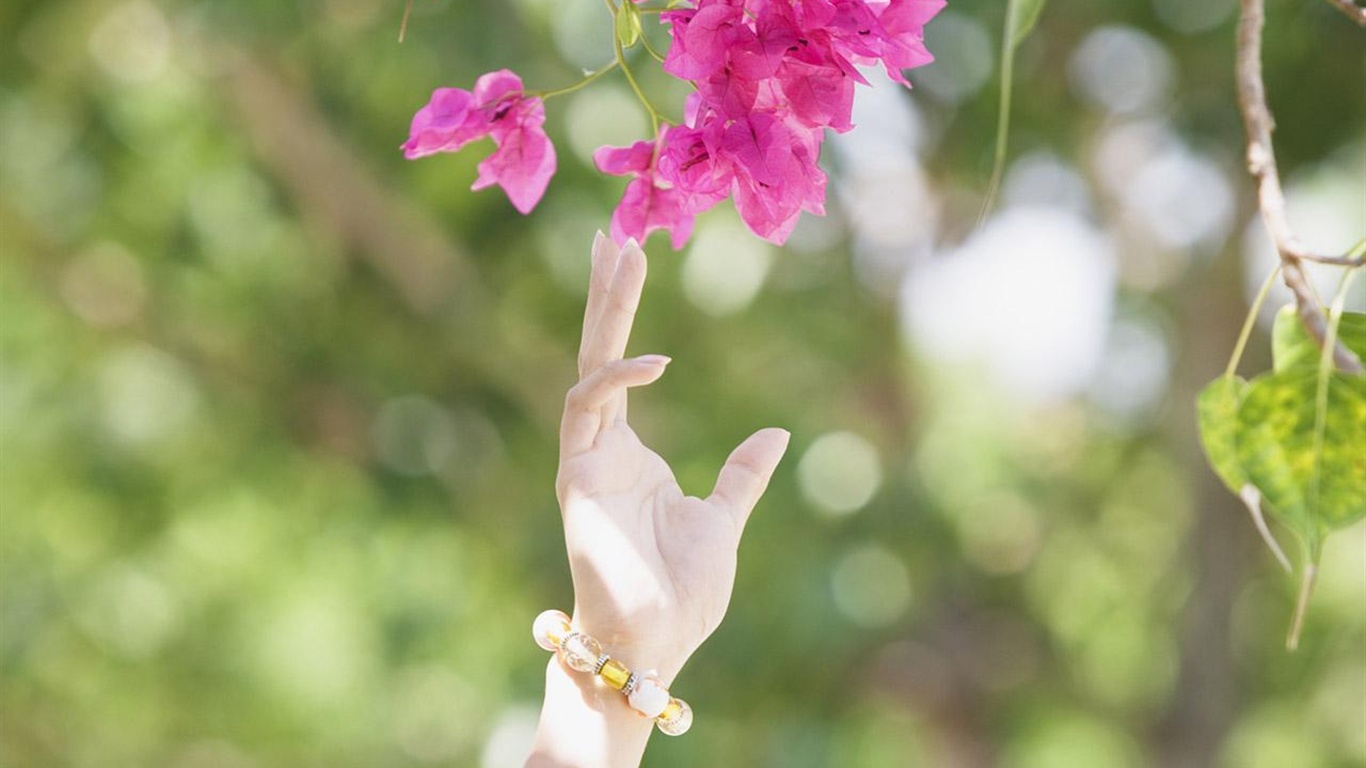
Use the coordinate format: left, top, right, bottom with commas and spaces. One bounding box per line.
592, 230, 605, 248
638, 354, 671, 366
623, 237, 641, 253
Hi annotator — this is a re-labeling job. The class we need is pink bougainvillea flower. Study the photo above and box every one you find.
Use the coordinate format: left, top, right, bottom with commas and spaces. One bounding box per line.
472, 100, 556, 215
658, 122, 734, 203
403, 69, 557, 214
870, 0, 944, 83
662, 4, 754, 81
594, 137, 698, 250
613, 177, 695, 251
776, 55, 856, 132
720, 114, 826, 243
405, 0, 944, 247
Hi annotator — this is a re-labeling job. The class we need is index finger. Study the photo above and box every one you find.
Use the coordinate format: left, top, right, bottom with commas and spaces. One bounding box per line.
579, 232, 620, 378
579, 239, 647, 378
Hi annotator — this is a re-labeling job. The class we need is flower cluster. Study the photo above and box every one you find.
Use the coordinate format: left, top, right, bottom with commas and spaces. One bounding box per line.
404, 0, 943, 247
402, 70, 555, 215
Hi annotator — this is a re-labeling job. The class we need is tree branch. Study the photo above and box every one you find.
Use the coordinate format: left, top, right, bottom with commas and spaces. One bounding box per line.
1323, 0, 1366, 26
1235, 0, 1365, 374
1298, 252, 1365, 267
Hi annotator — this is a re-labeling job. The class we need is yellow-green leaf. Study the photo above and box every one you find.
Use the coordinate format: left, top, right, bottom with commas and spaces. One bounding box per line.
1271, 305, 1366, 373
1234, 369, 1366, 551
1197, 376, 1250, 494
616, 2, 642, 48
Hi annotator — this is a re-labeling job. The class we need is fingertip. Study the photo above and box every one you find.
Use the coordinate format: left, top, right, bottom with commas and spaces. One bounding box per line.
754, 427, 791, 455
616, 240, 648, 283
637, 354, 672, 367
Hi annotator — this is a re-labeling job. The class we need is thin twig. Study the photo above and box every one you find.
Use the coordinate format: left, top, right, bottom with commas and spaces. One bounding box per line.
1297, 253, 1366, 267
1323, 0, 1366, 26
1235, 0, 1365, 374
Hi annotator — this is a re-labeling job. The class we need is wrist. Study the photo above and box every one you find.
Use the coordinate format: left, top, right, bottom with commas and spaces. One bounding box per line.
568, 617, 691, 686
526, 657, 654, 768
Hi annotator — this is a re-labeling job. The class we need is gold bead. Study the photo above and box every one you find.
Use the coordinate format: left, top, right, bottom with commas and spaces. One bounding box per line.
598, 657, 631, 690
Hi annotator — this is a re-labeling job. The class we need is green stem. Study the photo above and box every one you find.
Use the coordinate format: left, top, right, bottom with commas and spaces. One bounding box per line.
1286, 561, 1317, 652
977, 0, 1020, 227
640, 28, 667, 63
1346, 236, 1366, 263
1224, 266, 1282, 379
534, 60, 620, 101
615, 29, 663, 133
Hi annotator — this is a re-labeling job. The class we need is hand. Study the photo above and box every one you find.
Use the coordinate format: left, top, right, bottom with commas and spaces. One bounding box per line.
556, 233, 790, 683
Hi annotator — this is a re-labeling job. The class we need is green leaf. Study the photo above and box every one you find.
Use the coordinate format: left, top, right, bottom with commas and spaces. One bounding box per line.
616, 2, 642, 48
1197, 376, 1250, 494
1010, 0, 1048, 48
1271, 305, 1366, 373
1234, 369, 1366, 551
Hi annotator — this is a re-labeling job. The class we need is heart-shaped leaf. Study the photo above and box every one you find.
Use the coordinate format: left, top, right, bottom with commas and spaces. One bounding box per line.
1197, 376, 1250, 494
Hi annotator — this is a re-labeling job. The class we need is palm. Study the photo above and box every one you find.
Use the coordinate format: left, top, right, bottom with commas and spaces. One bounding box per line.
555, 235, 788, 682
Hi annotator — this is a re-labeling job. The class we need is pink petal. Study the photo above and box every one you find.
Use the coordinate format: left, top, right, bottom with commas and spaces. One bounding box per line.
777, 58, 856, 131
472, 69, 526, 107
663, 4, 751, 80
721, 114, 790, 187
610, 177, 696, 250
472, 119, 557, 214
659, 124, 734, 199
402, 87, 485, 159
697, 69, 760, 119
593, 140, 657, 177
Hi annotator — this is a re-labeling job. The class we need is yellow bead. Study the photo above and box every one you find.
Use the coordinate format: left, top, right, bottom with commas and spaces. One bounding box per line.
598, 657, 631, 690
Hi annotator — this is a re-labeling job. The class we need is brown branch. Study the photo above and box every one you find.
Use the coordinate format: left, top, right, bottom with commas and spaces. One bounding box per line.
1235, 0, 1365, 374
1298, 252, 1366, 267
1324, 0, 1366, 26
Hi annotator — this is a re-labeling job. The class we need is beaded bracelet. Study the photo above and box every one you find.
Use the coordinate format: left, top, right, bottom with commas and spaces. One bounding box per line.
532, 609, 693, 736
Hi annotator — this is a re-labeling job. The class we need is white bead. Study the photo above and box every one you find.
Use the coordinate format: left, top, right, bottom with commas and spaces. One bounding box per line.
627, 674, 670, 719
532, 610, 572, 652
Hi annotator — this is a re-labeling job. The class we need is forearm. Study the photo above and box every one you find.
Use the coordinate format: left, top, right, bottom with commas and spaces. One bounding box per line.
525, 658, 655, 768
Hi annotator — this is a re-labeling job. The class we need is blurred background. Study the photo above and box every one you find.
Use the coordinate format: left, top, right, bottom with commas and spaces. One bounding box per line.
2, 0, 1364, 766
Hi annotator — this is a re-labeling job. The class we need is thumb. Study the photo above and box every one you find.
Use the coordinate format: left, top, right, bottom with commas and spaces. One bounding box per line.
708, 428, 791, 535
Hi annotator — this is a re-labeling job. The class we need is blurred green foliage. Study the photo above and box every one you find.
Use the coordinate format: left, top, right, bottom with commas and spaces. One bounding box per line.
2, 1, 1364, 767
